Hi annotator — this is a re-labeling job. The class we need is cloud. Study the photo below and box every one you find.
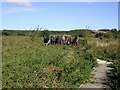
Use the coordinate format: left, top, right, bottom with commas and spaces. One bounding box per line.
6, 0, 31, 7
3, 0, 119, 2
3, 7, 48, 13
8, 0, 118, 2
4, 7, 33, 13
3, 0, 48, 13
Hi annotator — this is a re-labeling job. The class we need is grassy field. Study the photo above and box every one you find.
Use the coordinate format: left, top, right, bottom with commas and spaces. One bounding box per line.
2, 33, 119, 88
2, 36, 97, 88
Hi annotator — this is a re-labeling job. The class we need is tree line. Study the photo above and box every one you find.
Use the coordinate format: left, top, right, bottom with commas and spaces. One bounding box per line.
2, 28, 120, 39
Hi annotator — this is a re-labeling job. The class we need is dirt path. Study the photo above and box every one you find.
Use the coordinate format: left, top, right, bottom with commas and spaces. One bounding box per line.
80, 59, 113, 89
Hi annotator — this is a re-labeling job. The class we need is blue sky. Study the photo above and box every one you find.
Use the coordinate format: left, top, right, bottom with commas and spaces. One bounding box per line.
2, 2, 118, 30
118, 2, 120, 30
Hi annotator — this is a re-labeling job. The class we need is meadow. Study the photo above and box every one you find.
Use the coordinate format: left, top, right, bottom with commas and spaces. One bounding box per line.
2, 29, 120, 88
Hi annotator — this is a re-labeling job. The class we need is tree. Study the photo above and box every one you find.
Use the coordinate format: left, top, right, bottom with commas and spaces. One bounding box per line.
42, 30, 50, 37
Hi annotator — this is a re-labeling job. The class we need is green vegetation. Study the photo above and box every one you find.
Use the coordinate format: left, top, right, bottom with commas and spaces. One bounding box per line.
2, 29, 120, 88
2, 29, 93, 37
2, 36, 97, 88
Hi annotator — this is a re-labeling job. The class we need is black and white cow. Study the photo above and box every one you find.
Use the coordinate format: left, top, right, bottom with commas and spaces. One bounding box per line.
72, 36, 78, 45
44, 35, 78, 45
44, 35, 51, 45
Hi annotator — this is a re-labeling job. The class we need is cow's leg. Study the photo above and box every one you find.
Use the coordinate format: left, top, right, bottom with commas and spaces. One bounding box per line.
76, 39, 78, 45
46, 40, 50, 45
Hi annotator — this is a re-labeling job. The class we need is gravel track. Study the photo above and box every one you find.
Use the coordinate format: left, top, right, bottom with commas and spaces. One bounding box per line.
80, 59, 113, 89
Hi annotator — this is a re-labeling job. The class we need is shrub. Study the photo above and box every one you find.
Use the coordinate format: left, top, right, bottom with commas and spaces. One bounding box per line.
79, 39, 87, 47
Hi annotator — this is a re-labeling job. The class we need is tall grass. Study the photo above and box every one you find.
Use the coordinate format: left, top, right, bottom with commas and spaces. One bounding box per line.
2, 36, 97, 88
2, 30, 120, 89
86, 36, 120, 89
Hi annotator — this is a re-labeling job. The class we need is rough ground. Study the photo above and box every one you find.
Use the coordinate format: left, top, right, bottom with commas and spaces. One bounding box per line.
80, 59, 113, 89
0, 59, 113, 89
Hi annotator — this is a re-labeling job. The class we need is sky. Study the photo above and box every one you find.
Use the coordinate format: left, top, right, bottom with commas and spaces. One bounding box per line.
118, 2, 120, 30
1, 1, 118, 31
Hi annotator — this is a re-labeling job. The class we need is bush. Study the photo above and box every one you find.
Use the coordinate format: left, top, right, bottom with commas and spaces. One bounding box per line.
95, 32, 112, 39
79, 39, 87, 47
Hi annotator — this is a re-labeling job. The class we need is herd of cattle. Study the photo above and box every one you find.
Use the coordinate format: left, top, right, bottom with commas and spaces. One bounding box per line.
44, 35, 78, 45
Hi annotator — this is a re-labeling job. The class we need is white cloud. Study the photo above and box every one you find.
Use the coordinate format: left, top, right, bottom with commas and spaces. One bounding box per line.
14, 0, 119, 2
2, 0, 48, 13
2, 0, 119, 2
6, 0, 31, 7
2, 0, 32, 13
3, 7, 48, 13
4, 7, 33, 13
